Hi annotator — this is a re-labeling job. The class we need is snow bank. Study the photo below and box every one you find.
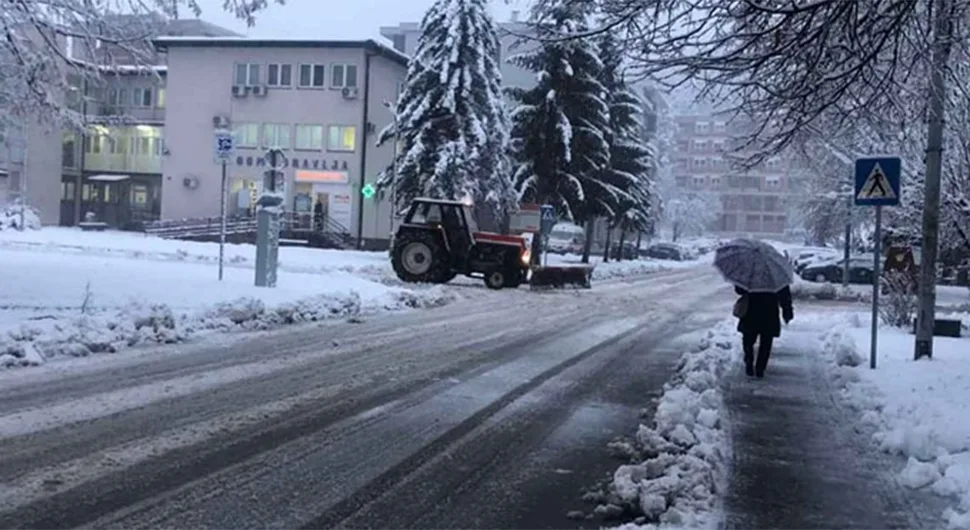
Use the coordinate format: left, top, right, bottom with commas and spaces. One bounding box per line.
604, 323, 737, 529
0, 239, 456, 369
789, 278, 869, 302
0, 288, 453, 369
0, 203, 41, 231
809, 312, 970, 528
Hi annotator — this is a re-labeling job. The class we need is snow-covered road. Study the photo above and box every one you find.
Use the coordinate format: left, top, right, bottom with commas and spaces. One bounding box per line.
0, 266, 730, 529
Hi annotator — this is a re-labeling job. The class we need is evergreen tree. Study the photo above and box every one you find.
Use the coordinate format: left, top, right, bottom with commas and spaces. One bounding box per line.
376, 0, 515, 219
598, 31, 655, 248
507, 3, 621, 227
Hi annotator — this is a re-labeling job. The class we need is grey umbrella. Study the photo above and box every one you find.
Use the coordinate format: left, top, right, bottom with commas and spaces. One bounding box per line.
714, 238, 793, 293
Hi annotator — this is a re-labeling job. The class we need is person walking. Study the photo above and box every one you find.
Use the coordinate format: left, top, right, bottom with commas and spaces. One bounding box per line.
734, 285, 794, 378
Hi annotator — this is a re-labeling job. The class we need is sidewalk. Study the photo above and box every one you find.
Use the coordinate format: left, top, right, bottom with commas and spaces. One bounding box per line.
720, 328, 948, 529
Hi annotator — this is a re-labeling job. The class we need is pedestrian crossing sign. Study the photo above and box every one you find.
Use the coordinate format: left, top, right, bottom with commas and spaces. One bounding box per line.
854, 156, 901, 207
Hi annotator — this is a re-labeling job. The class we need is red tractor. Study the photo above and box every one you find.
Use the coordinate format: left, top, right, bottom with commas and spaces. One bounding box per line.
390, 198, 531, 289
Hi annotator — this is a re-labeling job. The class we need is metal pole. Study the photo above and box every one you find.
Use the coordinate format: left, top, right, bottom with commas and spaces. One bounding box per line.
218, 159, 227, 281
870, 205, 883, 369
915, 0, 952, 361
843, 214, 851, 288
389, 113, 397, 236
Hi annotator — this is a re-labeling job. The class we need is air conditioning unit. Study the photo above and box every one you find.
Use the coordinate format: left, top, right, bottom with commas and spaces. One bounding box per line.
251, 85, 268, 97
231, 85, 247, 97
212, 115, 230, 128
341, 86, 359, 99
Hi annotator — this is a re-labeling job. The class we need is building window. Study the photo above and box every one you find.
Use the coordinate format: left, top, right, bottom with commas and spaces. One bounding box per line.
62, 132, 76, 168
156, 87, 166, 108
107, 135, 127, 154
234, 63, 260, 86
695, 122, 709, 134
330, 64, 358, 88
327, 125, 356, 151
711, 176, 721, 186
693, 139, 707, 151
298, 64, 326, 87
132, 87, 152, 107
766, 176, 781, 188
262, 123, 292, 149
267, 64, 292, 87
233, 123, 260, 148
714, 121, 727, 133
294, 124, 323, 150
108, 87, 127, 107
692, 176, 704, 187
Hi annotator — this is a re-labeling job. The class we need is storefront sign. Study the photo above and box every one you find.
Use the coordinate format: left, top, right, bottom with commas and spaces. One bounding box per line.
295, 170, 349, 184
235, 155, 349, 172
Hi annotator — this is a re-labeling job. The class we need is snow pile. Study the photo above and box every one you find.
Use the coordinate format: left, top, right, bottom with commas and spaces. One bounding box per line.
813, 313, 970, 529
789, 277, 869, 302
0, 287, 454, 368
604, 323, 736, 529
0, 203, 41, 231
591, 258, 705, 281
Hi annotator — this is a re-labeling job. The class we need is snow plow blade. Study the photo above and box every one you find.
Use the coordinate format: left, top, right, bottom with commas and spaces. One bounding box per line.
529, 264, 594, 290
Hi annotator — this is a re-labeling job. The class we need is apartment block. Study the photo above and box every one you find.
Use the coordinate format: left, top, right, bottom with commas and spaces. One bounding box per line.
153, 37, 407, 246
379, 13, 538, 91
671, 114, 792, 237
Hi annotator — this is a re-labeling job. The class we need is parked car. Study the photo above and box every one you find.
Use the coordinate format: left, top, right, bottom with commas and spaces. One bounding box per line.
644, 242, 690, 261
793, 249, 839, 273
801, 257, 874, 284
610, 241, 639, 260
546, 223, 585, 255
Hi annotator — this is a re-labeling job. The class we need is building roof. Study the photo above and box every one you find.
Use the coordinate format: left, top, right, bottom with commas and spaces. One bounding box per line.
151, 37, 410, 66
162, 19, 242, 37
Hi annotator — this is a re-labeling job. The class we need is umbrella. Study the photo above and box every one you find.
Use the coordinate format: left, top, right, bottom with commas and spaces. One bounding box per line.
714, 238, 793, 293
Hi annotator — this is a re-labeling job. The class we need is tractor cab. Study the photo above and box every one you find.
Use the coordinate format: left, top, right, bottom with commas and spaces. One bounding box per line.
390, 198, 530, 289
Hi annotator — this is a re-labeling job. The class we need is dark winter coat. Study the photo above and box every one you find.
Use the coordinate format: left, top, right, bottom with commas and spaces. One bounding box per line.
735, 285, 794, 338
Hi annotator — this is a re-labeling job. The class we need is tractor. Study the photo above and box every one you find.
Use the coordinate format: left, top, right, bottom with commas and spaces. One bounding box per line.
390, 198, 531, 289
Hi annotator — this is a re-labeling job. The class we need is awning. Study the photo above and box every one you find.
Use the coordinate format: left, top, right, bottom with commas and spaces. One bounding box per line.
87, 174, 131, 182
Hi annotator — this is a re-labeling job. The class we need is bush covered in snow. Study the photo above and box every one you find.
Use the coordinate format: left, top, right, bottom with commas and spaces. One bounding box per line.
599, 326, 737, 529
879, 271, 918, 328
0, 202, 41, 230
0, 287, 455, 369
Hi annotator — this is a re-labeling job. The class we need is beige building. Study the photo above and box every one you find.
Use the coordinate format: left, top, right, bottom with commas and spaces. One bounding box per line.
671, 114, 792, 237
153, 37, 407, 246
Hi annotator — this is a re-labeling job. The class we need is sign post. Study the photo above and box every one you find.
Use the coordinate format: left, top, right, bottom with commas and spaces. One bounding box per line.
539, 204, 556, 266
854, 156, 902, 369
214, 129, 235, 281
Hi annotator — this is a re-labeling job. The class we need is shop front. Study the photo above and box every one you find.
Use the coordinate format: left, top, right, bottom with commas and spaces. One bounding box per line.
60, 173, 162, 229
292, 169, 353, 233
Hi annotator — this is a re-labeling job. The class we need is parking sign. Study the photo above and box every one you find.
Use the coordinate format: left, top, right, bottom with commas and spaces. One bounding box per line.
214, 130, 234, 161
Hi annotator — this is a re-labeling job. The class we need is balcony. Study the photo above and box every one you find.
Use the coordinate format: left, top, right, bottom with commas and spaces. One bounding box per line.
84, 153, 162, 174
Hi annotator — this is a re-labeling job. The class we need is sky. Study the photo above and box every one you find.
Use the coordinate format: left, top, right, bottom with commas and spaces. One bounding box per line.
192, 0, 530, 43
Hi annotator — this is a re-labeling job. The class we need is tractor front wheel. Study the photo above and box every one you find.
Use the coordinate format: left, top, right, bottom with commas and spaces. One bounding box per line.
484, 269, 507, 290
391, 231, 450, 283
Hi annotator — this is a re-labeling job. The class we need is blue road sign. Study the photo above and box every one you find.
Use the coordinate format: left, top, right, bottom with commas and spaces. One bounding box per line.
539, 204, 556, 234
214, 131, 234, 161
854, 156, 901, 207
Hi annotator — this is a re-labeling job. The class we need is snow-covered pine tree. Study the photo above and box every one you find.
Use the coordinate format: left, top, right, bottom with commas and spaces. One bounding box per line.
376, 0, 515, 222
597, 30, 654, 259
506, 2, 617, 227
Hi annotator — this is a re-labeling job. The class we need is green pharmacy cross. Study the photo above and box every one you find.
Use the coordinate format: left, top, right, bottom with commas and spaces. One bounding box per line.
361, 183, 376, 199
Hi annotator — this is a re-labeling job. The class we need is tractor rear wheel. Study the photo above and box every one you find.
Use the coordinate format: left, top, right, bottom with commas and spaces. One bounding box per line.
391, 231, 450, 283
